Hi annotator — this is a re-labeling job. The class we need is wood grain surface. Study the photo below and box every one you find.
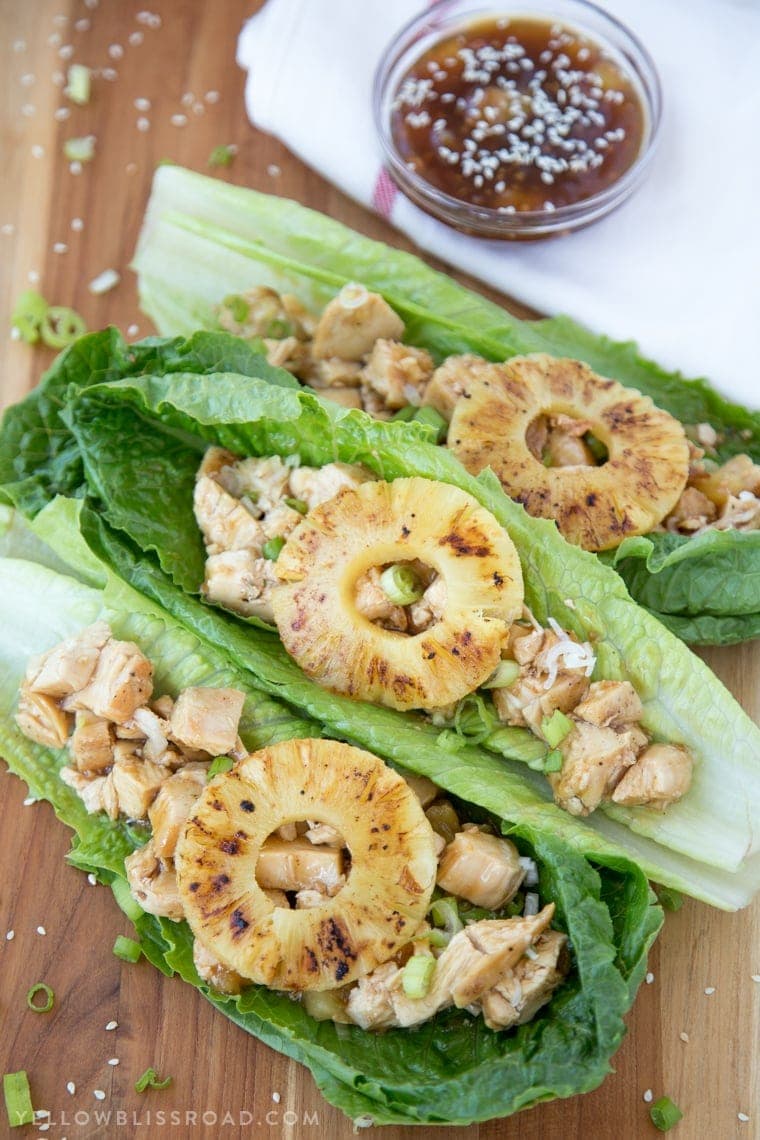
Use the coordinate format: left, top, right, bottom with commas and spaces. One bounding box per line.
0, 3, 757, 1139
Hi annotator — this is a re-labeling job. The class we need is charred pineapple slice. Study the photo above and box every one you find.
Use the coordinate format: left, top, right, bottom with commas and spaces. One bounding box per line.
271, 477, 523, 710
176, 739, 438, 991
448, 354, 690, 552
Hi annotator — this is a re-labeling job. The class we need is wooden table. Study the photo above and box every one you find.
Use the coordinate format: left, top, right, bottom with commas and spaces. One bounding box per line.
0, 3, 757, 1138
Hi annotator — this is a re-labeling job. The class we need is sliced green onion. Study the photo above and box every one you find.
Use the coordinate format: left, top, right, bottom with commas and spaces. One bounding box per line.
26, 983, 54, 1013
453, 693, 498, 741
40, 306, 87, 349
208, 144, 235, 168
284, 497, 308, 515
207, 755, 234, 778
111, 876, 144, 923
436, 729, 468, 754
429, 897, 463, 936
262, 536, 286, 561
543, 748, 563, 773
379, 563, 423, 606
222, 294, 250, 323
11, 290, 47, 344
63, 135, 96, 163
65, 64, 91, 105
134, 1068, 172, 1093
427, 928, 451, 948
3, 1070, 34, 1127
485, 727, 548, 766
401, 954, 435, 999
266, 318, 293, 339
650, 1096, 683, 1131
481, 659, 520, 690
391, 404, 416, 422
656, 886, 684, 912
411, 405, 448, 443
505, 890, 526, 917
113, 935, 142, 963
541, 709, 573, 747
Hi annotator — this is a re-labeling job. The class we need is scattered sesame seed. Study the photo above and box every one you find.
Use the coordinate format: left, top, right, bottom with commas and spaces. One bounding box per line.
10, 328, 21, 341
37, 925, 47, 935
170, 113, 188, 127
48, 32, 62, 47
204, 90, 220, 104
6, 930, 14, 941
20, 73, 36, 87
53, 13, 68, 25
105, 1019, 118, 1030
643, 1089, 653, 1103
93, 1090, 106, 1101
108, 44, 124, 60
107, 1058, 119, 1066
125, 162, 138, 175
87, 871, 97, 884
267, 164, 281, 178
84, 0, 99, 9
180, 92, 194, 107
101, 67, 118, 81
23, 796, 36, 805
645, 972, 654, 984
53, 242, 68, 254
54, 107, 71, 121
752, 975, 760, 983
127, 323, 139, 336
679, 1031, 689, 1043
738, 1113, 750, 1123
38, 1122, 51, 1132
88, 268, 120, 294
69, 161, 82, 175
136, 117, 150, 132
704, 986, 715, 995
13, 39, 27, 53
31, 145, 45, 159
128, 31, 144, 46
192, 102, 204, 116
21, 104, 36, 118
58, 45, 74, 60
75, 18, 91, 32
71, 217, 84, 232
272, 1092, 281, 1103
52, 71, 65, 86
28, 269, 41, 283
66, 1082, 75, 1095
134, 96, 151, 111
1, 223, 15, 236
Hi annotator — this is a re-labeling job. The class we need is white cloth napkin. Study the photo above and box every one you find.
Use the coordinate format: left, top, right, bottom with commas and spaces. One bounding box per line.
238, 0, 760, 405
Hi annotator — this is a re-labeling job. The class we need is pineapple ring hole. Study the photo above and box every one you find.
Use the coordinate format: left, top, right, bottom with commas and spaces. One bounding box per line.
254, 820, 351, 909
354, 559, 444, 635
526, 412, 609, 468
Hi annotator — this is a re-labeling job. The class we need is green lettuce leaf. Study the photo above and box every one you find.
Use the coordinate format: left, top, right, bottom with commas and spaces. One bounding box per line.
130, 165, 760, 643
0, 517, 661, 1126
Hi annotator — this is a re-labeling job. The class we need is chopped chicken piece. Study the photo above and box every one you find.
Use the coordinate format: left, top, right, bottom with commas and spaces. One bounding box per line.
70, 710, 113, 773
295, 888, 326, 909
354, 566, 408, 632
262, 502, 303, 542
358, 387, 393, 420
125, 839, 183, 921
611, 743, 693, 809
170, 687, 245, 757
317, 387, 363, 410
263, 888, 290, 908
346, 961, 399, 1030
276, 822, 299, 841
219, 286, 309, 341
360, 339, 434, 410
110, 757, 167, 819
437, 825, 525, 909
281, 292, 317, 339
151, 694, 174, 719
26, 621, 111, 698
263, 335, 311, 374
306, 357, 363, 389
479, 930, 569, 1029
193, 937, 245, 995
526, 413, 596, 467
506, 625, 546, 664
60, 766, 112, 815
204, 549, 279, 621
148, 764, 208, 859
686, 422, 719, 450
665, 486, 718, 532
404, 774, 440, 808
312, 286, 404, 360
573, 680, 643, 730
548, 721, 642, 816
305, 821, 344, 846
493, 628, 592, 731
194, 474, 264, 555
423, 355, 499, 421
408, 575, 447, 633
691, 453, 760, 507
230, 455, 291, 512
112, 740, 143, 766
256, 837, 345, 893
709, 494, 760, 532
68, 638, 153, 724
288, 461, 370, 512
15, 683, 72, 749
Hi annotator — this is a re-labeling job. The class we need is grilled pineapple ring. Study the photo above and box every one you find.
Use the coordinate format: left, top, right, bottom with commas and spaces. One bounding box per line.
176, 739, 437, 991
272, 477, 524, 710
448, 354, 690, 552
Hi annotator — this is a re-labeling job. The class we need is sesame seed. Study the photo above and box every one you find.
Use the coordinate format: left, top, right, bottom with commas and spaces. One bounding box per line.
267, 164, 281, 177
75, 18, 91, 32
180, 92, 194, 107
53, 12, 68, 24
101, 67, 118, 81
53, 242, 68, 254
679, 1031, 689, 1043
87, 871, 96, 883
66, 1082, 75, 1095
643, 1089, 653, 1103
21, 104, 36, 118
134, 97, 151, 111
23, 796, 36, 805
71, 217, 84, 232
54, 107, 71, 121
37, 925, 47, 935
204, 90, 220, 104
28, 269, 41, 283
105, 1020, 118, 1030
107, 1058, 119, 1066
645, 972, 654, 984
52, 70, 65, 86
704, 986, 715, 995
125, 162, 138, 175
58, 45, 74, 61
69, 161, 82, 175
10, 328, 21, 341
108, 44, 123, 60
752, 975, 760, 983
13, 39, 26, 53
20, 73, 35, 87
136, 117, 150, 132
48, 32, 61, 47
1, 223, 15, 236
6, 930, 14, 940
170, 113, 187, 127
93, 1090, 106, 1101
84, 0, 99, 8
192, 102, 204, 116
31, 144, 45, 158
127, 323, 139, 336
129, 31, 144, 46
738, 1113, 750, 1123
272, 1092, 281, 1103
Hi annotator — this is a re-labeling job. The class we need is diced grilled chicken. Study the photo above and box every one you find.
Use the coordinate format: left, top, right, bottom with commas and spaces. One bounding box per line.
110, 758, 167, 819
226, 455, 292, 513
151, 694, 175, 719
691, 453, 760, 507
317, 387, 363, 409
125, 839, 183, 921
26, 621, 111, 698
437, 825, 525, 909
408, 575, 447, 633
218, 286, 312, 342
423, 355, 497, 421
263, 335, 311, 374
262, 503, 303, 542
60, 766, 113, 816
255, 837, 345, 893
15, 683, 72, 749
526, 413, 596, 468
295, 888, 326, 909
194, 474, 264, 555
263, 888, 290, 908
169, 687, 245, 757
70, 710, 113, 773
203, 549, 279, 621
346, 961, 399, 1030
307, 357, 363, 389
312, 285, 404, 361
68, 638, 153, 724
360, 339, 434, 410
305, 821, 344, 846
192, 937, 245, 995
665, 486, 718, 532
573, 680, 643, 730
276, 822, 299, 841
404, 774, 440, 809
492, 628, 591, 731
611, 743, 693, 809
127, 707, 169, 762
548, 721, 641, 816
287, 461, 370, 512
479, 929, 569, 1030
148, 764, 208, 859
354, 566, 408, 632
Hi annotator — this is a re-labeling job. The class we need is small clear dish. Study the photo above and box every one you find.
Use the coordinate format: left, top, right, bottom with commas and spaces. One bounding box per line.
373, 0, 662, 239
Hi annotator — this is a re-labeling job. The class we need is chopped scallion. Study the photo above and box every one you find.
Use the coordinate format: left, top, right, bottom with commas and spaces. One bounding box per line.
379, 563, 423, 606
113, 935, 142, 963
222, 294, 250, 323
541, 709, 573, 747
429, 896, 463, 936
11, 290, 47, 344
207, 755, 234, 778
427, 928, 451, 948
262, 536, 286, 561
411, 405, 448, 443
401, 954, 435, 999
391, 404, 416, 422
284, 497, 308, 515
208, 144, 235, 168
266, 318, 293, 339
26, 983, 54, 1013
134, 1068, 172, 1093
63, 135, 96, 163
40, 306, 87, 348
650, 1096, 683, 1131
111, 876, 144, 923
543, 748, 563, 773
436, 729, 467, 753
481, 659, 520, 689
65, 64, 91, 105
3, 1070, 34, 1127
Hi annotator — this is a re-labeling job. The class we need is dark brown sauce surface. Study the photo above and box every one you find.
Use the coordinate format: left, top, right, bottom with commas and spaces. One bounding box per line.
390, 16, 646, 214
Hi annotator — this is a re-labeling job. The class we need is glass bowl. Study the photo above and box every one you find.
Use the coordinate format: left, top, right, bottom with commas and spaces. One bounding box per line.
373, 0, 662, 239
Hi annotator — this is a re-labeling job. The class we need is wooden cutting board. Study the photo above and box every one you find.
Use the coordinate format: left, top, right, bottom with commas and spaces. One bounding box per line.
0, 2, 757, 1137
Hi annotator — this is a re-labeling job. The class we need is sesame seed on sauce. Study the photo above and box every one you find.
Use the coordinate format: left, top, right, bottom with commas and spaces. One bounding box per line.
390, 16, 645, 214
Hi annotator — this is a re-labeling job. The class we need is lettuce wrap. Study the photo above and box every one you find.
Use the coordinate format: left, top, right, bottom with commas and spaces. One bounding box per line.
130, 165, 760, 646
1, 329, 758, 911
0, 503, 662, 1126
